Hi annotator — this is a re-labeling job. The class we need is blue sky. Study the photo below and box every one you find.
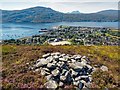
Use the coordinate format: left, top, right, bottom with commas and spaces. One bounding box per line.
0, 0, 119, 13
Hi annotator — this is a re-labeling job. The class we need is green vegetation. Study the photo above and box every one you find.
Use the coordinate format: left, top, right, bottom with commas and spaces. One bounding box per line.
2, 45, 120, 89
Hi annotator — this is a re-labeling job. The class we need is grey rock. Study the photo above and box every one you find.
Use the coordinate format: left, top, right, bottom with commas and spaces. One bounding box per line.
100, 65, 108, 71
35, 68, 40, 72
33, 52, 95, 89
75, 76, 82, 81
75, 55, 82, 61
51, 52, 61, 56
41, 69, 50, 75
78, 81, 84, 90
35, 58, 52, 67
57, 62, 64, 67
44, 80, 58, 89
61, 69, 67, 75
53, 55, 59, 60
52, 60, 57, 64
59, 81, 64, 87
46, 56, 54, 61
60, 75, 66, 81
73, 80, 79, 86
70, 69, 78, 76
42, 53, 51, 58
47, 63, 57, 69
59, 58, 67, 62
71, 59, 76, 63
46, 74, 53, 80
69, 62, 83, 69
52, 69, 60, 76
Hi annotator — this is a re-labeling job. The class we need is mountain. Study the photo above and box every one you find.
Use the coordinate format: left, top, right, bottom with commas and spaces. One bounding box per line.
96, 10, 118, 17
1, 6, 119, 23
70, 11, 81, 14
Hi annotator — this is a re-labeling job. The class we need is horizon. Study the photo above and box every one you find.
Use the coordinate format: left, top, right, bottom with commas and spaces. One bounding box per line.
0, 2, 118, 13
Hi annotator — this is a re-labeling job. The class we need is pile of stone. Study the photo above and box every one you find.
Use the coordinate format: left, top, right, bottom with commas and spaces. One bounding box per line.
32, 52, 94, 89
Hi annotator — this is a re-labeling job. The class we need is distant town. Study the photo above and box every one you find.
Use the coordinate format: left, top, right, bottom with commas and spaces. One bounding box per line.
3, 25, 119, 46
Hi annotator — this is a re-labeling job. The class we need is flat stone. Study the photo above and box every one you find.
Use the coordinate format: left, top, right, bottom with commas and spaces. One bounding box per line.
35, 58, 52, 67
44, 80, 58, 89
75, 55, 82, 61
42, 53, 51, 58
75, 76, 82, 81
53, 55, 59, 60
47, 63, 57, 69
69, 62, 83, 69
59, 58, 67, 62
35, 68, 40, 72
46, 56, 54, 62
51, 52, 61, 56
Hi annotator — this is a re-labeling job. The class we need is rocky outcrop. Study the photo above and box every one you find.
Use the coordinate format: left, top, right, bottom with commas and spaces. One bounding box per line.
31, 52, 106, 89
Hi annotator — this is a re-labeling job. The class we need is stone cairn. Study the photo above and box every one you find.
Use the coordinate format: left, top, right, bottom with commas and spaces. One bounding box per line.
32, 52, 95, 89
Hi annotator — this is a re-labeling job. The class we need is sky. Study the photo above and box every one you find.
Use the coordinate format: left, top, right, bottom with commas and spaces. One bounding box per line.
0, 0, 119, 13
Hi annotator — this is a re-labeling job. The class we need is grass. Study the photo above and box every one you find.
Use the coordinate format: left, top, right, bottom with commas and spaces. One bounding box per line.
2, 45, 120, 89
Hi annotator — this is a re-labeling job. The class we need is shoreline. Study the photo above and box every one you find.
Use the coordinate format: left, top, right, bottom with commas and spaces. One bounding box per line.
2, 26, 119, 46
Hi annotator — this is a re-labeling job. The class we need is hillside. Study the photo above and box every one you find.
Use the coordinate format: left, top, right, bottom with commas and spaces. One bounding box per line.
2, 45, 120, 89
1, 6, 119, 23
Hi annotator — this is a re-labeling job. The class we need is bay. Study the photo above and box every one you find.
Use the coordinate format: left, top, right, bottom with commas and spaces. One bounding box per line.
0, 22, 118, 40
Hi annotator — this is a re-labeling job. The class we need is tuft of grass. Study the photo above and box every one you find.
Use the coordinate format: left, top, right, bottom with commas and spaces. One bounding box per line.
2, 45, 17, 55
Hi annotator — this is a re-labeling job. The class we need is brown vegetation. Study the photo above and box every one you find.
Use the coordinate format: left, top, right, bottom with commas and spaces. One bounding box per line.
2, 45, 120, 89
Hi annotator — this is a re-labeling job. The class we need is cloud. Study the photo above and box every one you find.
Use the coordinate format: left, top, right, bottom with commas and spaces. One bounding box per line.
0, 2, 118, 13
0, 0, 119, 2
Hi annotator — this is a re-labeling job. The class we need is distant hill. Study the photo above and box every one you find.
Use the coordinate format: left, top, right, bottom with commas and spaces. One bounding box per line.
69, 11, 81, 14
1, 6, 119, 23
96, 10, 118, 17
